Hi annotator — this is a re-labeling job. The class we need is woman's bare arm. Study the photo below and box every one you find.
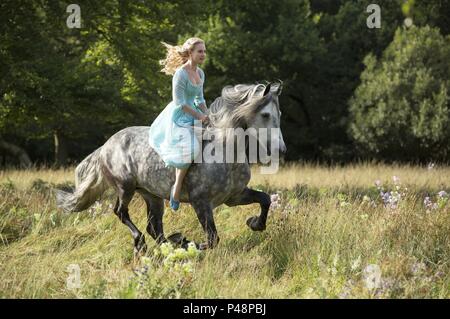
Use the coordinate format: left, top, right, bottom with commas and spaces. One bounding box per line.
197, 102, 208, 114
181, 104, 205, 120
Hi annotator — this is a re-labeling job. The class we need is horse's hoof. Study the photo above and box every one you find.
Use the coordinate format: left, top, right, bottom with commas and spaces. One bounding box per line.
198, 242, 209, 250
134, 243, 147, 256
134, 236, 147, 255
246, 216, 266, 231
167, 232, 189, 247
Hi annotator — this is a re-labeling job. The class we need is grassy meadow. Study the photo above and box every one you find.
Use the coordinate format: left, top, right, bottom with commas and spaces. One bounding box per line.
0, 162, 449, 298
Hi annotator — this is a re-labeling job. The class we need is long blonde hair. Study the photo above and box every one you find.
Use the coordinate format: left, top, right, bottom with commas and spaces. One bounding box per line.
159, 37, 205, 75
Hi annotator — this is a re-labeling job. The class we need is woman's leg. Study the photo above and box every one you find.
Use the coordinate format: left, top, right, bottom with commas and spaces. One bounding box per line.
173, 167, 189, 201
172, 127, 199, 202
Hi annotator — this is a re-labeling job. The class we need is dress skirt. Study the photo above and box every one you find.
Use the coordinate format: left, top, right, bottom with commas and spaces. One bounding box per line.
148, 100, 202, 169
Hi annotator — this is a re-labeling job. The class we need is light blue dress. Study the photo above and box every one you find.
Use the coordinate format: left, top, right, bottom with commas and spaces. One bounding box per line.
148, 66, 206, 169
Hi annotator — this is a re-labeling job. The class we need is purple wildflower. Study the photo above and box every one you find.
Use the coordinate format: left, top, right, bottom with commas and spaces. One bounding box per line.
437, 191, 448, 198
270, 193, 281, 210
424, 196, 438, 211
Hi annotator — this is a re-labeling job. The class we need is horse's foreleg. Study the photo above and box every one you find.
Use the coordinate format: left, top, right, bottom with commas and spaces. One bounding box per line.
191, 200, 219, 249
225, 187, 271, 231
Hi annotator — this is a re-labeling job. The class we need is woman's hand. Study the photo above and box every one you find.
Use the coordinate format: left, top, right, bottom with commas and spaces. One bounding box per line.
199, 114, 210, 124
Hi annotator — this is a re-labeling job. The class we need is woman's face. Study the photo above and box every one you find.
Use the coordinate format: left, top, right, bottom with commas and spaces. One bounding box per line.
190, 42, 206, 64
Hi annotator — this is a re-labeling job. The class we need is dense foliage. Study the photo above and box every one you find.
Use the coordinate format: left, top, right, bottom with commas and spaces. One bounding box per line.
1, 0, 448, 166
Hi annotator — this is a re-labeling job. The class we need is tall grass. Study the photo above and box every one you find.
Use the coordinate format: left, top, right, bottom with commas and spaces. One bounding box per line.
0, 162, 448, 298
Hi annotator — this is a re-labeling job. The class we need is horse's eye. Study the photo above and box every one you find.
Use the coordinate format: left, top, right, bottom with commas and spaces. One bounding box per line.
261, 113, 270, 119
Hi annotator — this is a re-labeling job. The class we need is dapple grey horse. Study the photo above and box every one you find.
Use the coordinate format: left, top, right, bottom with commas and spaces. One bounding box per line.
55, 81, 286, 253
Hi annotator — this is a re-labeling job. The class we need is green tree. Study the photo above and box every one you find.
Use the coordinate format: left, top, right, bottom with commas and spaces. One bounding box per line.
198, 0, 325, 160
0, 1, 131, 166
400, 0, 450, 35
348, 25, 450, 161
309, 0, 404, 161
0, 0, 207, 166
198, 0, 406, 162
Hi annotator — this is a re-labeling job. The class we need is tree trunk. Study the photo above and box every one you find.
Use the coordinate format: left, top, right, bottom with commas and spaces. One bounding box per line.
0, 139, 32, 168
53, 129, 68, 168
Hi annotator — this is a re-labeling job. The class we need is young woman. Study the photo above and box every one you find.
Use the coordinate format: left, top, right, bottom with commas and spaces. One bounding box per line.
148, 37, 209, 211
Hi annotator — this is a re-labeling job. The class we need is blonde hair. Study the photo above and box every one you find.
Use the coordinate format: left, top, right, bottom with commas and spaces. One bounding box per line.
159, 37, 205, 75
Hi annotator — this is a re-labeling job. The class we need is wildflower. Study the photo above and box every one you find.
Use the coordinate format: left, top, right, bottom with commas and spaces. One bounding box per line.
375, 179, 405, 209
163, 258, 174, 268
423, 196, 438, 211
271, 193, 280, 202
427, 162, 435, 170
337, 193, 350, 207
392, 176, 400, 184
186, 242, 201, 258
89, 200, 103, 215
374, 180, 381, 188
376, 277, 396, 297
380, 191, 394, 208
411, 262, 426, 275
182, 262, 194, 275
270, 193, 281, 210
160, 242, 174, 257
132, 264, 150, 289
423, 196, 432, 207
437, 191, 448, 198
380, 190, 402, 210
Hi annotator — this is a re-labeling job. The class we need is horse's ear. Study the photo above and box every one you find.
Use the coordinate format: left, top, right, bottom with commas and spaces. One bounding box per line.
263, 82, 272, 96
275, 79, 283, 96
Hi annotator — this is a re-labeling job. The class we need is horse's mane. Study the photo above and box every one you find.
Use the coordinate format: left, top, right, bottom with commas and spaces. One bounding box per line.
202, 81, 282, 143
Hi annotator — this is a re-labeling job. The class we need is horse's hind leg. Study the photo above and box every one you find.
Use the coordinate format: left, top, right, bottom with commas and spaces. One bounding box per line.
114, 182, 146, 254
191, 199, 219, 249
225, 187, 271, 231
136, 189, 167, 244
138, 189, 193, 248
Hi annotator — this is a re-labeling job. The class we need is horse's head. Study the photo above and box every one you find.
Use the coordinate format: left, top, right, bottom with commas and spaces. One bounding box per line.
207, 80, 287, 164
244, 80, 287, 159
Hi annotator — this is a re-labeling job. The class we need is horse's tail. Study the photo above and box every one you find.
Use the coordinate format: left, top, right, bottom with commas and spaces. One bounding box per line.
55, 147, 109, 213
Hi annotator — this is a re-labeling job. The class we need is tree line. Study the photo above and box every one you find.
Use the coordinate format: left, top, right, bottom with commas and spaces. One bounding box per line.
1, 0, 449, 167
